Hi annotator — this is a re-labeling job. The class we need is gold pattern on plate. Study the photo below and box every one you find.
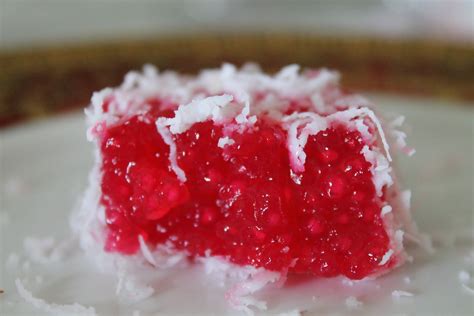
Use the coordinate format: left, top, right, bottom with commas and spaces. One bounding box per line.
0, 34, 473, 126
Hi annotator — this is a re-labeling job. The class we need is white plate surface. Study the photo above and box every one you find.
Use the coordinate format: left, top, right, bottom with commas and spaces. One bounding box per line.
1, 94, 473, 315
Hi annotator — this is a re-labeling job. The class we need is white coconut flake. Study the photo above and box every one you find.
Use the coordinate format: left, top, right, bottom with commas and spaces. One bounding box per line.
110, 246, 185, 304
286, 106, 388, 171
392, 290, 414, 298
403, 276, 412, 284
283, 106, 394, 194
389, 116, 416, 157
381, 205, 393, 216
218, 136, 235, 148
234, 92, 254, 124
198, 253, 282, 315
138, 235, 157, 267
361, 108, 392, 161
156, 118, 187, 182
200, 256, 282, 315
345, 296, 363, 309
199, 254, 238, 287
155, 93, 258, 181
361, 145, 393, 197
282, 112, 328, 171
401, 190, 412, 211
115, 261, 155, 304
379, 249, 394, 266
252, 93, 289, 119
142, 242, 186, 269
310, 93, 326, 113
390, 115, 405, 127
275, 64, 300, 81
85, 64, 338, 145
86, 88, 113, 140
15, 279, 96, 315
330, 107, 392, 161
155, 247, 186, 268
395, 230, 405, 244
164, 94, 235, 134
226, 268, 282, 315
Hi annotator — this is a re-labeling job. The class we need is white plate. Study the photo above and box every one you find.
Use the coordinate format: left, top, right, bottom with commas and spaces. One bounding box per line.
1, 94, 473, 315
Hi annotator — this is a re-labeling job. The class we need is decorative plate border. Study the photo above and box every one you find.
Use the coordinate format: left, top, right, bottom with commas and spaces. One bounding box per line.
1, 33, 472, 126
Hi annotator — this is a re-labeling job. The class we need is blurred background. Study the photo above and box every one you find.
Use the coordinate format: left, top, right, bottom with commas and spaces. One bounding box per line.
0, 0, 473, 126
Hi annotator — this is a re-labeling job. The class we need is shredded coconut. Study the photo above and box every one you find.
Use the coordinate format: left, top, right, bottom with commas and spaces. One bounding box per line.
395, 230, 404, 245
115, 261, 155, 304
225, 269, 282, 315
282, 112, 328, 172
198, 252, 282, 315
138, 235, 158, 267
218, 136, 235, 148
199, 254, 238, 287
310, 93, 326, 113
389, 115, 405, 128
379, 249, 394, 266
392, 290, 414, 298
156, 94, 256, 181
156, 118, 187, 182
403, 276, 411, 284
15, 279, 96, 315
345, 296, 363, 309
283, 105, 394, 173
148, 243, 187, 269
401, 190, 412, 211
330, 107, 392, 161
381, 205, 393, 216
361, 145, 393, 197
388, 115, 416, 157
162, 95, 235, 134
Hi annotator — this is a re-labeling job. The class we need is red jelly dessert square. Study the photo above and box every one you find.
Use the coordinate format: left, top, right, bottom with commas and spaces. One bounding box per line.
73, 64, 429, 311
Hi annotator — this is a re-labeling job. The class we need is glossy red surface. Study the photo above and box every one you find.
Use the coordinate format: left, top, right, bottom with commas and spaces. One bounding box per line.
100, 103, 393, 279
